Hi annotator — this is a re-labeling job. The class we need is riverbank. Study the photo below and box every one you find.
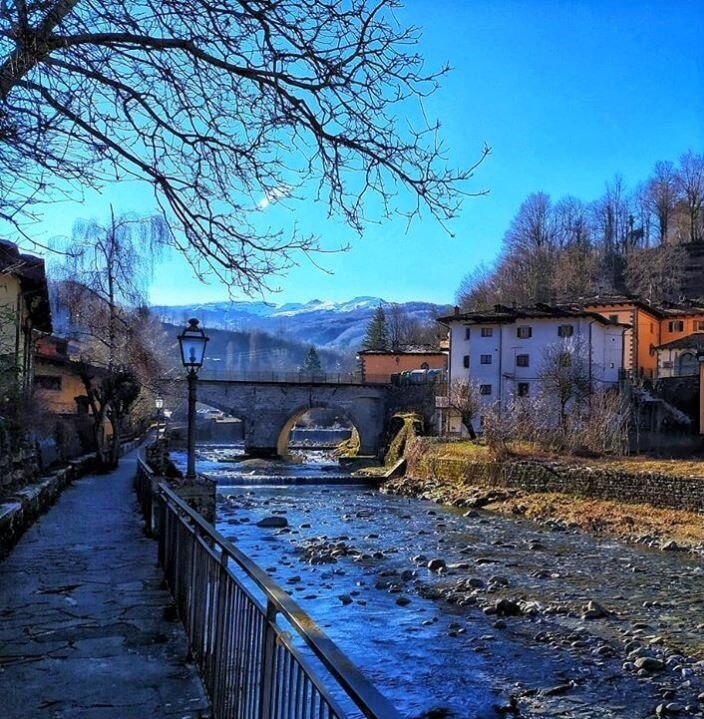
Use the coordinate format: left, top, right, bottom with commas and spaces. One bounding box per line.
381, 438, 704, 553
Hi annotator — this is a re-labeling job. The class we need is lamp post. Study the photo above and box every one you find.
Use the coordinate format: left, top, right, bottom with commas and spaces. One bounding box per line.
177, 318, 209, 479
155, 396, 164, 440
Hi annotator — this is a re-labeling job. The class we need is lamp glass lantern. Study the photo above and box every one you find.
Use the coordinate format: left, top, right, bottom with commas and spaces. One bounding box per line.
155, 396, 164, 410
178, 318, 209, 372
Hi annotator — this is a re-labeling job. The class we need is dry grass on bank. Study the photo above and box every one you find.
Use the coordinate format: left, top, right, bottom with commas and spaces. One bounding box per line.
488, 492, 704, 548
426, 439, 704, 477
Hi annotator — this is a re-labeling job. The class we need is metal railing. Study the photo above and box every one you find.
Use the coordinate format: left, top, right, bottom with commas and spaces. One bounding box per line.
135, 460, 400, 719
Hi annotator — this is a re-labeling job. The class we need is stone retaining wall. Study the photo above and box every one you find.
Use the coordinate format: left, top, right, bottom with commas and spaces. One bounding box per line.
499, 460, 704, 513
407, 441, 704, 513
0, 437, 143, 559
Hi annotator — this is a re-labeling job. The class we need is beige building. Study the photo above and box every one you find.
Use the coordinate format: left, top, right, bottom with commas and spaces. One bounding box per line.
0, 240, 52, 391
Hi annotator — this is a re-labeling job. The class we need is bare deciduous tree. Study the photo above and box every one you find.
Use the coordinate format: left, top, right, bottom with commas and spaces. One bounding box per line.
0, 1, 487, 292
647, 160, 680, 245
538, 340, 591, 437
677, 151, 704, 244
447, 378, 481, 439
387, 302, 441, 350
54, 210, 166, 466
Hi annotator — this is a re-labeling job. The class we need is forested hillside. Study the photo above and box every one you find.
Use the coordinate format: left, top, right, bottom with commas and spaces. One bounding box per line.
458, 150, 704, 309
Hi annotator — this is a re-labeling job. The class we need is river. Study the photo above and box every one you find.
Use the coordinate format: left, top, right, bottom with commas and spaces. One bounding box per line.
172, 443, 704, 719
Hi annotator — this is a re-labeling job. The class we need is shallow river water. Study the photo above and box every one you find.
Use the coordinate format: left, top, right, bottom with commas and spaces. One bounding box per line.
173, 444, 704, 719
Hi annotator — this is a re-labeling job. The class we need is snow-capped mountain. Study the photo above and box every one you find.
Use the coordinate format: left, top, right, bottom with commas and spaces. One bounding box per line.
152, 296, 449, 352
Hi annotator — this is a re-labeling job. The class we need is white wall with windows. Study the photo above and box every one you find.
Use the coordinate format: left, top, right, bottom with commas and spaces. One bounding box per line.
443, 313, 626, 433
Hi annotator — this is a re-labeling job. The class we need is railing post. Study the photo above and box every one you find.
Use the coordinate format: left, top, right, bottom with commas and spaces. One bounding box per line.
259, 599, 278, 719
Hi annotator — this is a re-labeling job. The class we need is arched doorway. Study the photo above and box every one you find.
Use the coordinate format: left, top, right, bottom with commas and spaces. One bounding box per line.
677, 351, 698, 377
276, 407, 358, 458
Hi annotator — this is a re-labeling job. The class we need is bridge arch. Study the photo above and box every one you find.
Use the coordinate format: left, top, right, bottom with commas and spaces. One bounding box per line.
275, 405, 360, 458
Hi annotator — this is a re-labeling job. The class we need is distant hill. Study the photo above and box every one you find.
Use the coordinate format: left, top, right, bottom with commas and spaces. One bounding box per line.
152, 297, 449, 353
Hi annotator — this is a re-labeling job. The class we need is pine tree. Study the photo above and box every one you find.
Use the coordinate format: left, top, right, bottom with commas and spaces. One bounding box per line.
363, 305, 390, 351
301, 346, 322, 373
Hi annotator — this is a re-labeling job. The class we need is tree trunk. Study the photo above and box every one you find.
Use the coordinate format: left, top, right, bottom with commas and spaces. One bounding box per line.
462, 413, 477, 440
109, 415, 121, 469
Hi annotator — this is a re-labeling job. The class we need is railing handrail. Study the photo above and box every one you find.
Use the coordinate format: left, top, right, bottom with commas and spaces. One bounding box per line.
137, 458, 400, 719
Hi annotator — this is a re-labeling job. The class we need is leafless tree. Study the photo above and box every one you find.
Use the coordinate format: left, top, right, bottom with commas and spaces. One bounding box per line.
53, 210, 166, 466
647, 160, 680, 245
456, 262, 499, 310
624, 244, 686, 302
552, 196, 591, 250
0, 1, 487, 292
538, 340, 591, 437
447, 378, 481, 439
676, 151, 704, 243
387, 302, 440, 350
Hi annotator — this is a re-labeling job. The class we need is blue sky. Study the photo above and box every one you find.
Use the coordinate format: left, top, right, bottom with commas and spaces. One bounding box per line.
11, 0, 704, 307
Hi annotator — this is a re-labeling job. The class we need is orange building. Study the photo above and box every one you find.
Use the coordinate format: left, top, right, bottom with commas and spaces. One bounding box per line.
357, 347, 447, 384
575, 296, 704, 380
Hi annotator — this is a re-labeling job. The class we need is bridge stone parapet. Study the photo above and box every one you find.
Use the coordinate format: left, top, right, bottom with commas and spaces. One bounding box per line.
195, 379, 391, 457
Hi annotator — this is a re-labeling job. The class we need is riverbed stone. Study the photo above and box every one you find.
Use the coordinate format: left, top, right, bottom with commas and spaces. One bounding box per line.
427, 558, 446, 572
257, 515, 289, 528
636, 657, 666, 673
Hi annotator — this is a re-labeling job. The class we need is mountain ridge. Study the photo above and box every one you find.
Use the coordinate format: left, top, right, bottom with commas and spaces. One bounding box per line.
152, 296, 450, 353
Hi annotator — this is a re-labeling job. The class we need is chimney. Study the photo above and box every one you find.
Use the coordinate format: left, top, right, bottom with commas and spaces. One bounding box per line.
454, 305, 460, 316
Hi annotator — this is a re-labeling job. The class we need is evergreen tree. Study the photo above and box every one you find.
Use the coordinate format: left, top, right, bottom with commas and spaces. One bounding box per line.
363, 305, 390, 351
301, 346, 322, 373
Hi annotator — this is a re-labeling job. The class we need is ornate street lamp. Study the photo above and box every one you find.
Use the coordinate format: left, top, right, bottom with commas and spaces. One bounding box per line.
177, 318, 209, 478
155, 396, 164, 440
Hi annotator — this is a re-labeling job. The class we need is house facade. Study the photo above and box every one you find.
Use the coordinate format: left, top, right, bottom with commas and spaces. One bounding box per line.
439, 303, 626, 433
0, 240, 52, 391
356, 347, 447, 384
573, 295, 704, 380
654, 333, 704, 379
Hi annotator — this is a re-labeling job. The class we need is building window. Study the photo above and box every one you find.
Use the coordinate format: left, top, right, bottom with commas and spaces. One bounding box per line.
695, 320, 704, 332
35, 375, 62, 391
420, 362, 429, 370
668, 320, 684, 332
463, 355, 470, 368
557, 324, 574, 338
516, 326, 532, 339
481, 327, 493, 337
517, 382, 530, 397
516, 354, 530, 367
609, 314, 618, 323
479, 384, 492, 395
480, 354, 492, 365
465, 327, 471, 340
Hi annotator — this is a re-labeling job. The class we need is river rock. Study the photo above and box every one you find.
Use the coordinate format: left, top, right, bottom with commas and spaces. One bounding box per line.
495, 598, 523, 617
427, 558, 446, 572
338, 594, 353, 605
656, 702, 682, 716
582, 600, 609, 620
257, 516, 288, 528
635, 656, 666, 673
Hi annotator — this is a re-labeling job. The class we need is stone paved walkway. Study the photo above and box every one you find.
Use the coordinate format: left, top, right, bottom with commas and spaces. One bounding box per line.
0, 451, 210, 718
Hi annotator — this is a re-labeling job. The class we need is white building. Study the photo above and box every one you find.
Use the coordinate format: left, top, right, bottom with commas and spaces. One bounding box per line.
438, 303, 628, 433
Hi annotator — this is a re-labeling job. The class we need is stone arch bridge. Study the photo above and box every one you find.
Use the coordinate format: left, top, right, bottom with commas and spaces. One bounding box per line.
194, 378, 392, 457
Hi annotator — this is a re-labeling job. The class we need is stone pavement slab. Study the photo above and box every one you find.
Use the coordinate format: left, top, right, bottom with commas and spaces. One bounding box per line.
0, 452, 211, 718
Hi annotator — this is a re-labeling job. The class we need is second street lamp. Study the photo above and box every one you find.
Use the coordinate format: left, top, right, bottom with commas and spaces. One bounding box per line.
177, 318, 209, 479
155, 395, 164, 440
